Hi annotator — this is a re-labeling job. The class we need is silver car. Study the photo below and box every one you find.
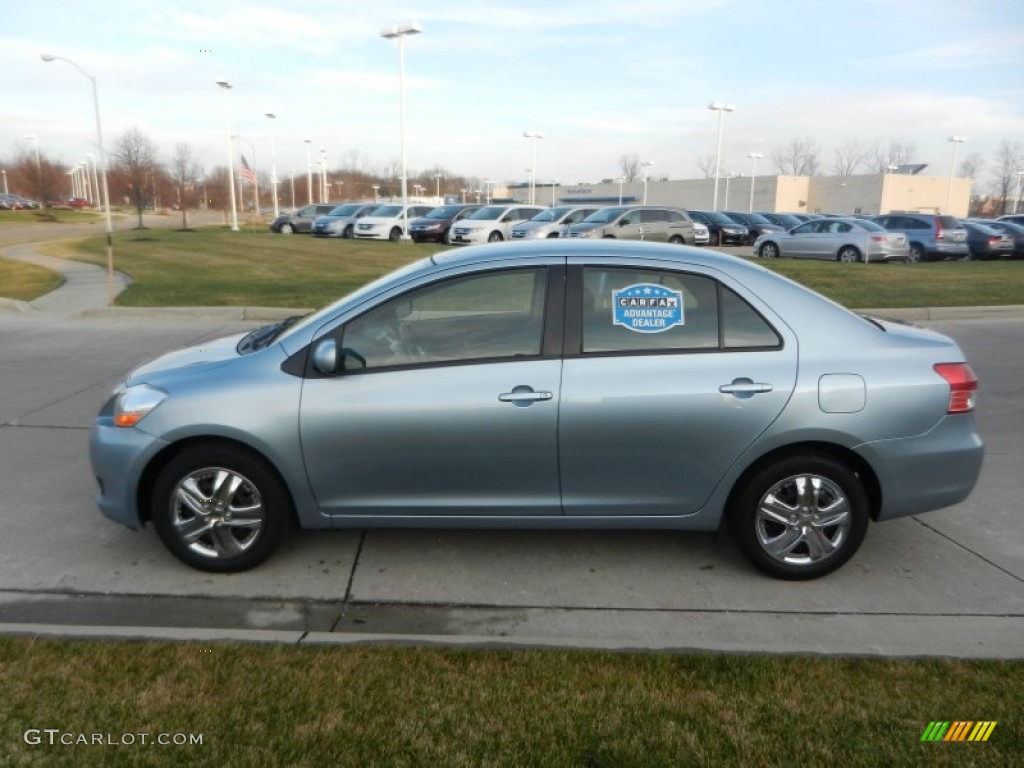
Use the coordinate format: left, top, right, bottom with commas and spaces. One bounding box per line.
90, 240, 983, 579
566, 206, 697, 245
310, 203, 380, 238
510, 206, 601, 239
755, 217, 910, 262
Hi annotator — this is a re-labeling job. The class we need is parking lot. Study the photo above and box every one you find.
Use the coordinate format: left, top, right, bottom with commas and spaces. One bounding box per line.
0, 299, 1021, 656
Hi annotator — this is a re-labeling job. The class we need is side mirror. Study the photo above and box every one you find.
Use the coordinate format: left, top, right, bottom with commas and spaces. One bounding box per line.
312, 339, 367, 375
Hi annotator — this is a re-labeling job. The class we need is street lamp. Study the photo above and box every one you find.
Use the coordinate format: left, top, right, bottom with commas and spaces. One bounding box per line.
641, 161, 653, 204
551, 179, 558, 206
708, 101, 736, 210
1, 169, 8, 195
42, 53, 117, 302
434, 173, 443, 199
371, 184, 380, 203
86, 153, 100, 205
380, 21, 422, 240
483, 179, 493, 204
724, 172, 738, 210
266, 112, 279, 217
303, 138, 313, 205
214, 79, 240, 231
617, 176, 625, 206
946, 135, 966, 214
747, 152, 763, 212
523, 131, 543, 205
1014, 171, 1024, 215
318, 146, 327, 203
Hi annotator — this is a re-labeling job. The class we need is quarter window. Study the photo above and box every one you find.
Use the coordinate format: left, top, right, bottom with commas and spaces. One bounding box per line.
342, 268, 548, 369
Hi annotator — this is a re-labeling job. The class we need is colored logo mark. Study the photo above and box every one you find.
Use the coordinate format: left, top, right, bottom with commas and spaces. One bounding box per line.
612, 283, 684, 334
920, 721, 996, 742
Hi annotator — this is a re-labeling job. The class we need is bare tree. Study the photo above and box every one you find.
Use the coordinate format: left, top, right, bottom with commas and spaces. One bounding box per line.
695, 154, 716, 180
958, 152, 984, 180
9, 147, 66, 209
831, 139, 867, 177
865, 139, 917, 173
113, 126, 160, 228
618, 154, 640, 183
771, 137, 821, 176
990, 141, 1023, 215
168, 143, 202, 230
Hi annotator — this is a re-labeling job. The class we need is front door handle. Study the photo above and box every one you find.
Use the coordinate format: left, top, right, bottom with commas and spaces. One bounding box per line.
719, 378, 773, 398
499, 385, 553, 407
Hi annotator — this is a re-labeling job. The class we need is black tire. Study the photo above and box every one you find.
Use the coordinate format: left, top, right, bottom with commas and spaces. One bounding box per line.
442, 228, 451, 245
907, 243, 924, 264
487, 231, 503, 243
343, 224, 354, 239
728, 453, 869, 580
668, 235, 685, 245
280, 223, 295, 235
151, 443, 291, 573
837, 246, 861, 263
759, 241, 779, 259
389, 227, 402, 242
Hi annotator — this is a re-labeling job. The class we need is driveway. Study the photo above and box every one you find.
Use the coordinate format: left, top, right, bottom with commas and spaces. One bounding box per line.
0, 307, 1021, 657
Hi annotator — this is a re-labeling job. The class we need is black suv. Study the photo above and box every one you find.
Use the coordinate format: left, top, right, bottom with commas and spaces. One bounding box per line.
871, 213, 969, 262
270, 203, 340, 234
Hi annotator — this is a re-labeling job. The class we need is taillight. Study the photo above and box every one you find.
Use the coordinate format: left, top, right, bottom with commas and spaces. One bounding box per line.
988, 236, 999, 246
935, 219, 944, 240
934, 363, 978, 413
871, 235, 885, 242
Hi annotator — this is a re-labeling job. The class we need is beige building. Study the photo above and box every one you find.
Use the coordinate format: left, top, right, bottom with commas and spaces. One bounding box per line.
523, 171, 972, 217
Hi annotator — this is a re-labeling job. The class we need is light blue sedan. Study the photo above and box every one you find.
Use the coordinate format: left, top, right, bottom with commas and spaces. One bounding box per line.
90, 240, 983, 579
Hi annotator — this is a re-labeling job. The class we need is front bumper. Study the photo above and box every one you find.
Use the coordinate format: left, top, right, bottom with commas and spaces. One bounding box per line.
89, 418, 169, 529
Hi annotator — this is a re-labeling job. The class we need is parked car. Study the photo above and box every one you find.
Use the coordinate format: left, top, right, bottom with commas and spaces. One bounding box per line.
311, 203, 380, 238
270, 203, 340, 234
757, 212, 803, 229
871, 213, 969, 263
510, 206, 601, 240
996, 214, 1024, 227
960, 220, 1014, 260
565, 205, 697, 245
721, 211, 786, 245
353, 204, 437, 241
686, 209, 749, 245
408, 204, 482, 244
969, 219, 1024, 259
448, 204, 547, 245
692, 220, 710, 245
89, 239, 983, 580
755, 217, 910, 263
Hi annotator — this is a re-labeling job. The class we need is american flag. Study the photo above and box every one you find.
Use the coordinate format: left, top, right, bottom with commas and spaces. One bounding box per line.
239, 155, 257, 185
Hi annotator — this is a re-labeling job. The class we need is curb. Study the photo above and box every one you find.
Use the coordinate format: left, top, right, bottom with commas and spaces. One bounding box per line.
0, 297, 34, 313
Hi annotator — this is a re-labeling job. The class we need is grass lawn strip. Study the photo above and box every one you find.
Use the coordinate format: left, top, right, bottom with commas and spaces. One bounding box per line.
40, 226, 1024, 310
0, 257, 63, 301
1, 638, 1019, 766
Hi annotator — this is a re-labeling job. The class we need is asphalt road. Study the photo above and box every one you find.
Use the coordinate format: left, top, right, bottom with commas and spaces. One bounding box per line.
0, 305, 1021, 656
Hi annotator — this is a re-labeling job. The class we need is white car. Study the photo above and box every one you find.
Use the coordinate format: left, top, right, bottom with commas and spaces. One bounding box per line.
510, 205, 602, 240
448, 204, 547, 245
693, 220, 710, 245
352, 204, 436, 241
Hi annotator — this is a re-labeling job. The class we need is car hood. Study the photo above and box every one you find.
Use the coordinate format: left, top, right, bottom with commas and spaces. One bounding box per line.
128, 332, 246, 382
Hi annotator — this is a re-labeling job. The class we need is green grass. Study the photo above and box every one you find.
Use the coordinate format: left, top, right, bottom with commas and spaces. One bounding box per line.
40, 226, 1024, 309
0, 209, 107, 227
0, 638, 1019, 767
0, 257, 63, 301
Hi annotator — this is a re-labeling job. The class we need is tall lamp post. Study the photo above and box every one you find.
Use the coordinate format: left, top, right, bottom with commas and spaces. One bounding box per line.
380, 22, 422, 239
434, 172, 443, 200
523, 131, 543, 205
266, 112, 279, 218
214, 79, 240, 231
641, 161, 653, 204
318, 147, 327, 203
289, 169, 296, 209
41, 53, 118, 302
946, 135, 966, 214
747, 152, 763, 212
1014, 171, 1024, 215
303, 138, 314, 204
708, 101, 736, 210
1, 169, 8, 195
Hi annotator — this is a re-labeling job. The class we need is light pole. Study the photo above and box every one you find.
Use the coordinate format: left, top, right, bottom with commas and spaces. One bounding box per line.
318, 147, 327, 203
724, 172, 737, 210
641, 161, 653, 204
85, 153, 100, 205
266, 112, 279, 218
380, 21, 421, 239
372, 184, 380, 203
483, 179, 493, 204
617, 176, 625, 206
42, 53, 117, 302
214, 80, 240, 231
551, 179, 558, 206
946, 135, 966, 214
1, 169, 8, 195
708, 101, 736, 210
1014, 171, 1024, 214
303, 138, 313, 205
433, 173, 443, 200
747, 152, 763, 212
289, 169, 296, 209
523, 131, 543, 205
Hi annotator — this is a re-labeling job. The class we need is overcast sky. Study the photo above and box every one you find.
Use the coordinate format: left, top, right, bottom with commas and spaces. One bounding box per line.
2, 0, 1022, 188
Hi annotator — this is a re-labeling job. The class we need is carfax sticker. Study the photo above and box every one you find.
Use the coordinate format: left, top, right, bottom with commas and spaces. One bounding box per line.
612, 283, 684, 333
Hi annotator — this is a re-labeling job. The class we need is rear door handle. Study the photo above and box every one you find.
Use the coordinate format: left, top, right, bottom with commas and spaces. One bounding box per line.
499, 385, 553, 406
719, 378, 773, 397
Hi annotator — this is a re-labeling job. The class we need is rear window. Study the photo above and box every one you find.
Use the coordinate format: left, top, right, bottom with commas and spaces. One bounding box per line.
937, 216, 962, 229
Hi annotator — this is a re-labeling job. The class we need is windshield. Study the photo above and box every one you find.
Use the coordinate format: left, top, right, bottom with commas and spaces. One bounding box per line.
531, 207, 572, 222
581, 207, 627, 224
372, 205, 402, 218
736, 212, 772, 225
329, 204, 361, 216
855, 220, 887, 232
467, 206, 504, 220
425, 206, 465, 219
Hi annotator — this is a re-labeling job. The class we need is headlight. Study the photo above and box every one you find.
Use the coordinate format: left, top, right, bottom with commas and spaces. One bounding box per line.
114, 384, 167, 428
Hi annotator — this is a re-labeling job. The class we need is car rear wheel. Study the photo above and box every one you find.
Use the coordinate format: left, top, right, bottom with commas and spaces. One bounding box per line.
487, 231, 503, 243
280, 223, 294, 235
442, 228, 452, 245
151, 443, 291, 573
389, 227, 402, 242
837, 246, 861, 263
907, 244, 924, 264
729, 453, 869, 580
759, 242, 779, 259
668, 235, 685, 245
343, 224, 354, 238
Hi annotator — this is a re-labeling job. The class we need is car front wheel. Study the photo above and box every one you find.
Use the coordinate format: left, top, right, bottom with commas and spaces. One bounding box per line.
907, 244, 924, 263
280, 223, 294, 235
837, 246, 861, 263
759, 242, 779, 259
729, 454, 869, 580
151, 443, 291, 572
487, 231, 503, 242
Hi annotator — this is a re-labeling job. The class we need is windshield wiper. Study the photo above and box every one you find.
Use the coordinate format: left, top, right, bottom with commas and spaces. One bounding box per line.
237, 315, 305, 354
